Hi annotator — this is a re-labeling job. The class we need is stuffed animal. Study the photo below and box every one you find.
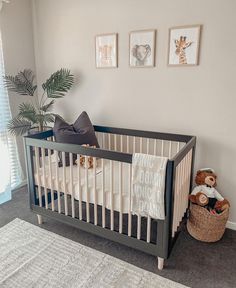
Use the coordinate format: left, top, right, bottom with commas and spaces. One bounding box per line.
75, 144, 96, 169
189, 168, 230, 213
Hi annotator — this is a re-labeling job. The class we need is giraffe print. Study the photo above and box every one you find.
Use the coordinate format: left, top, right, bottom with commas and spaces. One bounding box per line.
174, 36, 192, 64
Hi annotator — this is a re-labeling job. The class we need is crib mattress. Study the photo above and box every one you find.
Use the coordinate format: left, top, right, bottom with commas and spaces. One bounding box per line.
34, 156, 131, 213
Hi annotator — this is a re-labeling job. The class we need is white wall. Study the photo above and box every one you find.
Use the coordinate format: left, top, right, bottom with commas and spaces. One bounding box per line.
33, 0, 236, 224
0, 0, 36, 179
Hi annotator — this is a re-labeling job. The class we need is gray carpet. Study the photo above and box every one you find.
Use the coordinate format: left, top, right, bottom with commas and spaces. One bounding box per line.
0, 186, 236, 288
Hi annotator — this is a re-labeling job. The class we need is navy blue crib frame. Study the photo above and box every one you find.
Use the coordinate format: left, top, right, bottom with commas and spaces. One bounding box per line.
24, 125, 196, 266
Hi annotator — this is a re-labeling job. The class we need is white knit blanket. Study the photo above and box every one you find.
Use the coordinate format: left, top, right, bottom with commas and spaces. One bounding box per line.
131, 153, 168, 220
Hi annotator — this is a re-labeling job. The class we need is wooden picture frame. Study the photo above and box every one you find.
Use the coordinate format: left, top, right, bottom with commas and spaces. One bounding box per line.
129, 29, 156, 68
95, 33, 118, 68
168, 25, 201, 66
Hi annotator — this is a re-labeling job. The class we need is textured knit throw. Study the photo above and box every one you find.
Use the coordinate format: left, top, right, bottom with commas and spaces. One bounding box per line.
131, 153, 168, 220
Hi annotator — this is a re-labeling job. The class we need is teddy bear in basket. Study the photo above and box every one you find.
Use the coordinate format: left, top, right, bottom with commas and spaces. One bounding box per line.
189, 168, 230, 214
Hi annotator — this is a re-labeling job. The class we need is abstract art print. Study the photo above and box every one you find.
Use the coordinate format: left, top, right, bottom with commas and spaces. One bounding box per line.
95, 33, 118, 68
168, 25, 201, 66
129, 30, 156, 68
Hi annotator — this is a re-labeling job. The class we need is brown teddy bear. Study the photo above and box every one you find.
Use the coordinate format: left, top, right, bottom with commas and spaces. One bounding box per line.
189, 168, 230, 212
75, 144, 96, 169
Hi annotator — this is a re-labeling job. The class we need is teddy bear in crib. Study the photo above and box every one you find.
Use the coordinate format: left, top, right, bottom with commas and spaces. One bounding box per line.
75, 144, 96, 169
189, 168, 230, 213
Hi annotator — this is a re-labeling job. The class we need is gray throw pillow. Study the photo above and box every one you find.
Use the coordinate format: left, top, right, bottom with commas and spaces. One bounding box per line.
53, 112, 99, 166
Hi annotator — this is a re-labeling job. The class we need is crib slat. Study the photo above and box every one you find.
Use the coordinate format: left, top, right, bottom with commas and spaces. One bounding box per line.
77, 154, 82, 220
35, 147, 42, 207
180, 155, 187, 226
108, 134, 111, 150
69, 153, 75, 218
147, 138, 150, 154
114, 134, 117, 151
120, 135, 123, 152
147, 216, 151, 243
126, 135, 129, 153
176, 159, 182, 231
168, 141, 172, 159
188, 151, 192, 200
177, 142, 180, 153
133, 137, 136, 153
161, 140, 164, 156
102, 159, 105, 228
128, 164, 132, 237
184, 154, 189, 216
172, 162, 180, 236
183, 153, 188, 215
41, 148, 48, 209
93, 157, 97, 225
178, 157, 185, 229
110, 160, 114, 231
186, 150, 193, 206
154, 139, 157, 155
48, 149, 54, 211
55, 151, 61, 214
137, 214, 141, 240
119, 162, 123, 234
85, 156, 90, 223
140, 137, 143, 153
102, 133, 105, 149
184, 151, 192, 210
176, 163, 181, 235
62, 152, 68, 216
183, 154, 188, 215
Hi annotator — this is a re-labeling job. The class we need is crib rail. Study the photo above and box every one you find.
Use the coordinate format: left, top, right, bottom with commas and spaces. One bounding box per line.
24, 125, 196, 260
31, 146, 157, 244
96, 131, 186, 158
94, 125, 192, 143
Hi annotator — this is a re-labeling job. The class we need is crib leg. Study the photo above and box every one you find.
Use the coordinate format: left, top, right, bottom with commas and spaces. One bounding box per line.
157, 257, 164, 270
37, 214, 43, 225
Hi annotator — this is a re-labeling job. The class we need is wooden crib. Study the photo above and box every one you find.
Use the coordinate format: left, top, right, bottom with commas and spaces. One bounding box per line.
24, 125, 196, 270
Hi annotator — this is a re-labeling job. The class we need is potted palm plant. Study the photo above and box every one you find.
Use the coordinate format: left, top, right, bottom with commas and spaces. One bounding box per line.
4, 68, 74, 135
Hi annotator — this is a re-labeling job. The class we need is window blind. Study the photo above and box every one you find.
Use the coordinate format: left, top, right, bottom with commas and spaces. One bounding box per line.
0, 29, 22, 204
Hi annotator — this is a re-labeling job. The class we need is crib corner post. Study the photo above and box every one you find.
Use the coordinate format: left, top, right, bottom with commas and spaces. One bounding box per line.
189, 137, 197, 192
161, 160, 175, 260
37, 214, 43, 225
23, 137, 36, 208
157, 257, 164, 270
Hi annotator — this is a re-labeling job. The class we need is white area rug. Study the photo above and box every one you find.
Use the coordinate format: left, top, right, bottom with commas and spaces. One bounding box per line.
0, 219, 188, 288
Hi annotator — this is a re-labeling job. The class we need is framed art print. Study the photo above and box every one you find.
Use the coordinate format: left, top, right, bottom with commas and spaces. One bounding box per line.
129, 30, 156, 68
168, 25, 201, 66
95, 33, 118, 68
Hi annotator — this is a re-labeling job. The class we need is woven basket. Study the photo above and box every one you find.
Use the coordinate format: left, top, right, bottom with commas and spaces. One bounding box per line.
187, 203, 229, 242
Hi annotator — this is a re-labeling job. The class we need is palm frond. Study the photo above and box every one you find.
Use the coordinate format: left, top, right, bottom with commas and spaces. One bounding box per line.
36, 113, 55, 125
7, 116, 32, 136
18, 102, 37, 123
40, 100, 55, 112
42, 68, 74, 98
43, 113, 55, 123
4, 69, 37, 96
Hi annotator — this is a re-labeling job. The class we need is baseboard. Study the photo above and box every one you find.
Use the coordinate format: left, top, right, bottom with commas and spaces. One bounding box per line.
226, 221, 236, 231
12, 180, 27, 192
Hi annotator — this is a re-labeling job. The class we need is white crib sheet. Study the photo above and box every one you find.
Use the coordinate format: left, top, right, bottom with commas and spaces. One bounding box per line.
34, 156, 131, 213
